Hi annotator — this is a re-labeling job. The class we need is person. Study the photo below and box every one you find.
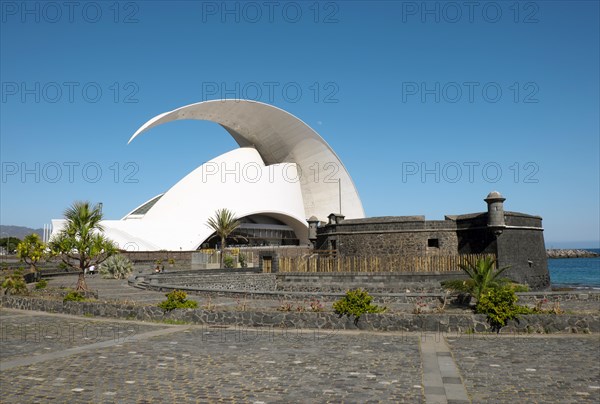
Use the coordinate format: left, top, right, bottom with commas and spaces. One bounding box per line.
89, 265, 95, 276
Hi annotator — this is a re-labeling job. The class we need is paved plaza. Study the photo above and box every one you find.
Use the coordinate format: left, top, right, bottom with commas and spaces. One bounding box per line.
1, 307, 599, 403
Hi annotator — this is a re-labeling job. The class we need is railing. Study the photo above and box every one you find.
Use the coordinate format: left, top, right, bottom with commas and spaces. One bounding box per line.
277, 253, 495, 273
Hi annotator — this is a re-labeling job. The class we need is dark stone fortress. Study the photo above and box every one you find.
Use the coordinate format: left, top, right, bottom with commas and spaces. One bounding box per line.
312, 192, 550, 291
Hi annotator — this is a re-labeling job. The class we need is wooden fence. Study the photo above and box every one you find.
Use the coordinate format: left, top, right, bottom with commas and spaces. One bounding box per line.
277, 253, 495, 273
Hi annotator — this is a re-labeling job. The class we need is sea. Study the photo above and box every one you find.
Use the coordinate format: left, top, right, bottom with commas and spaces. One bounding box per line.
548, 249, 600, 290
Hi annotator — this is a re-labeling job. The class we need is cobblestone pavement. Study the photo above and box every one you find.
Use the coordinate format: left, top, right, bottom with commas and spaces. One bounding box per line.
447, 335, 600, 403
0, 311, 160, 362
1, 309, 424, 403
2, 308, 599, 403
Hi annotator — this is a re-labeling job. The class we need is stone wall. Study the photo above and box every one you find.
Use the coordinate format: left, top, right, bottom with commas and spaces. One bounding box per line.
275, 272, 466, 293
316, 216, 460, 257
135, 271, 465, 295
496, 214, 549, 290
315, 210, 550, 291
147, 272, 277, 291
2, 296, 598, 333
121, 251, 193, 267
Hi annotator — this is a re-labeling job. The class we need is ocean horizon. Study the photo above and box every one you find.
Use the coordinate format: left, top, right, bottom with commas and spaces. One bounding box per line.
548, 248, 600, 290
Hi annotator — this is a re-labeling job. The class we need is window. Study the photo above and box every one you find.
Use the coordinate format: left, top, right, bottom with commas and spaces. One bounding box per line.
428, 238, 439, 248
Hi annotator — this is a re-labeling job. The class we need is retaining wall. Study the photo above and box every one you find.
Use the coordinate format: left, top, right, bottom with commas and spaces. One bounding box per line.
1, 296, 598, 333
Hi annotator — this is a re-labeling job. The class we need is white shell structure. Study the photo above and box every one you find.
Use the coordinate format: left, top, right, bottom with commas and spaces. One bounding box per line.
51, 100, 365, 251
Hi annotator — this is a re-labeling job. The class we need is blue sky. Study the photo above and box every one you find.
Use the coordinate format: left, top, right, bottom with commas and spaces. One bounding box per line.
1, 0, 598, 248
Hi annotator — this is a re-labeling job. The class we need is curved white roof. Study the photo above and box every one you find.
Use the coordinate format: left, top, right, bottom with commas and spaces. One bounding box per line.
129, 99, 365, 221
51, 100, 365, 251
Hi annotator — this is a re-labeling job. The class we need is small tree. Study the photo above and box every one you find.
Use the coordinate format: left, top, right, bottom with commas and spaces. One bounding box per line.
49, 201, 117, 291
206, 208, 240, 268
16, 234, 46, 273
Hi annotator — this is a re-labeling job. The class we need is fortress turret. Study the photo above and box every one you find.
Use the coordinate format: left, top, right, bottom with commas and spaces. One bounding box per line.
307, 216, 320, 244
485, 191, 506, 235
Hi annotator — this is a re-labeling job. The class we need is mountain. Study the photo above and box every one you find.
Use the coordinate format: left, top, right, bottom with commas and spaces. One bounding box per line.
0, 225, 44, 240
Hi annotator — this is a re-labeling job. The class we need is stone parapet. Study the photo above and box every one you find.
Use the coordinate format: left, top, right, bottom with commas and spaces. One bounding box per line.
1, 296, 598, 333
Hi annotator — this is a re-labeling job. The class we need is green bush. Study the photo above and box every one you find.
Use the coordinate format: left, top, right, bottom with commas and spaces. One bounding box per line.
475, 287, 532, 332
35, 279, 48, 289
63, 290, 86, 302
223, 254, 235, 268
99, 254, 134, 279
238, 253, 247, 268
158, 290, 198, 312
333, 289, 386, 324
1, 272, 28, 295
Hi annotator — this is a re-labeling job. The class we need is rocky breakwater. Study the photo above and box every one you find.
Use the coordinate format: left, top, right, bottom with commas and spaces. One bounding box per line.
547, 249, 599, 258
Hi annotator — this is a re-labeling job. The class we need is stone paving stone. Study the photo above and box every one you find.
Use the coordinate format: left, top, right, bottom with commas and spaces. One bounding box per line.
0, 313, 424, 403
447, 335, 600, 403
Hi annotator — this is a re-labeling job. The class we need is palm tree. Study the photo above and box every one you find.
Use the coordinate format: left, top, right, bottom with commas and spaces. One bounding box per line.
459, 256, 511, 302
50, 201, 116, 291
206, 208, 240, 268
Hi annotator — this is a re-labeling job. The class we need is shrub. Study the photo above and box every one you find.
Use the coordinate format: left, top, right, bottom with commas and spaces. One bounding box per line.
1, 272, 28, 295
158, 290, 198, 312
99, 254, 134, 279
309, 298, 324, 312
223, 254, 235, 268
532, 298, 564, 314
238, 253, 247, 268
333, 289, 386, 324
35, 279, 48, 289
277, 301, 293, 312
475, 287, 532, 332
63, 290, 86, 302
